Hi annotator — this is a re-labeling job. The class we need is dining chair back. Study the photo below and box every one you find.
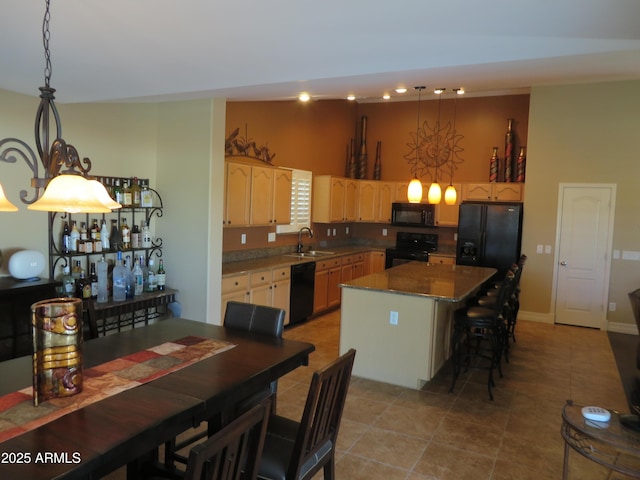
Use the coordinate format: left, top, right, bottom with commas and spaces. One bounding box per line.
183, 398, 271, 480
224, 301, 285, 338
258, 348, 356, 480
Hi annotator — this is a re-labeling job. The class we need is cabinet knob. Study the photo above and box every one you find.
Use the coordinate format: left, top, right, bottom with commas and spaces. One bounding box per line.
234, 281, 239, 286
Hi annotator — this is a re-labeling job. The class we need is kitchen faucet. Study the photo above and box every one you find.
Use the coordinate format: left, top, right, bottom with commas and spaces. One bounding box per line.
296, 227, 314, 253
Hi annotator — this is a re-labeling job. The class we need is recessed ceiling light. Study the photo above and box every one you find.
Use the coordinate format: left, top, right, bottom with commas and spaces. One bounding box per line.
382, 93, 391, 100
395, 87, 407, 94
298, 92, 311, 102
347, 95, 356, 101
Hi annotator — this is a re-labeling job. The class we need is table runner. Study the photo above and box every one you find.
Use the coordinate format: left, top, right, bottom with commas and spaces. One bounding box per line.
0, 336, 235, 442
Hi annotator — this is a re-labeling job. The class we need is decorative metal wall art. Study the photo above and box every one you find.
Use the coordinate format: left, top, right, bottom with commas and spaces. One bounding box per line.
404, 103, 464, 184
225, 126, 276, 164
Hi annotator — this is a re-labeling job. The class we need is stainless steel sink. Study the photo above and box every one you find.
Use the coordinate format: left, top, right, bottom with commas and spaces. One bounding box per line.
284, 250, 335, 258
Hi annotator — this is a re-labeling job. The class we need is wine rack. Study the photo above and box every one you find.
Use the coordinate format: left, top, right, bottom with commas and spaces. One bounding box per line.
47, 182, 164, 281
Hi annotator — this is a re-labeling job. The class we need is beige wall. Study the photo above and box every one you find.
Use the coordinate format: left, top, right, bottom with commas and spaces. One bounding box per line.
523, 80, 640, 329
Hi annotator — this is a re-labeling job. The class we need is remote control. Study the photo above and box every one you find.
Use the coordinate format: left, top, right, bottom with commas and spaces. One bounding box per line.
582, 406, 611, 423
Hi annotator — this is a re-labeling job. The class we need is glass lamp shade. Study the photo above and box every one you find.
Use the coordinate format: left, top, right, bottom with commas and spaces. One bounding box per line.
0, 183, 18, 212
407, 177, 423, 203
28, 174, 113, 213
88, 180, 121, 210
427, 182, 442, 204
444, 184, 457, 205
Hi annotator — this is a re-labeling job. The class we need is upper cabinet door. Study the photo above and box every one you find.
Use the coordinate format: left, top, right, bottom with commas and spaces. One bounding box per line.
357, 181, 378, 222
225, 162, 252, 226
343, 179, 359, 222
250, 166, 275, 225
377, 182, 394, 223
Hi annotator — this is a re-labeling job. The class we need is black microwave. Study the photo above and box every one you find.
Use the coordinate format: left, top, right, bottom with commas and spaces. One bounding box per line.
391, 202, 435, 227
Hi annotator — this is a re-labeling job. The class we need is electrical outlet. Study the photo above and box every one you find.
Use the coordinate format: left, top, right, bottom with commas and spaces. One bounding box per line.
333, 228, 337, 236
382, 228, 388, 236
346, 226, 349, 235
609, 302, 616, 311
389, 311, 398, 325
267, 232, 276, 242
454, 233, 457, 241
241, 233, 246, 244
327, 228, 331, 236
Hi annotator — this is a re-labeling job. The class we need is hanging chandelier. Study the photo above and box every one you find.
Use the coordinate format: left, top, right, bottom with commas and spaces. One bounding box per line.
407, 86, 424, 203
0, 0, 120, 214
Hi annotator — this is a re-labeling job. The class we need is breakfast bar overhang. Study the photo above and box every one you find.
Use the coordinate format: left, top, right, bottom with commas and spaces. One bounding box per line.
339, 262, 496, 389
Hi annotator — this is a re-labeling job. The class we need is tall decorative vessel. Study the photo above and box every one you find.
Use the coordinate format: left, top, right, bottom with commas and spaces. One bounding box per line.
516, 146, 526, 183
504, 118, 514, 182
373, 141, 381, 180
357, 116, 368, 179
489, 147, 499, 182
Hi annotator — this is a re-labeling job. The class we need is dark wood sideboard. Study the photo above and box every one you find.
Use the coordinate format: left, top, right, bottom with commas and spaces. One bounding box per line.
0, 277, 61, 361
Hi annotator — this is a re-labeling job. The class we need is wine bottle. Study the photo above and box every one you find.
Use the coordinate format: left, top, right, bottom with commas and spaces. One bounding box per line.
101, 220, 110, 250
113, 178, 123, 204
122, 180, 132, 207
157, 259, 166, 291
112, 251, 127, 302
131, 177, 141, 207
146, 258, 157, 292
121, 218, 131, 250
62, 222, 71, 254
131, 224, 141, 249
141, 222, 152, 248
140, 179, 153, 207
61, 265, 75, 298
132, 258, 144, 296
89, 262, 99, 300
70, 221, 80, 252
97, 256, 108, 303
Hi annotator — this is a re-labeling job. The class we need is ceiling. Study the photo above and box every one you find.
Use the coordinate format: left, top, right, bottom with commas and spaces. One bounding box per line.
1, 0, 640, 104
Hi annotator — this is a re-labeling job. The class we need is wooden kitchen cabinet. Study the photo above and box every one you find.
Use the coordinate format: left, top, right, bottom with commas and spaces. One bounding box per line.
271, 267, 291, 325
313, 176, 358, 223
367, 250, 386, 274
435, 183, 461, 226
462, 182, 523, 202
314, 256, 343, 313
377, 182, 394, 223
223, 162, 251, 226
221, 273, 250, 320
249, 165, 292, 225
429, 254, 455, 265
357, 181, 378, 222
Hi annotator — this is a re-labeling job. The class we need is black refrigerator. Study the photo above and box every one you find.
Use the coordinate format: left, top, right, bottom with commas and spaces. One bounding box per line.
456, 202, 523, 276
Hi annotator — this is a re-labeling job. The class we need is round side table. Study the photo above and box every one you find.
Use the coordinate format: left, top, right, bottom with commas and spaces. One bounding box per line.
561, 400, 640, 479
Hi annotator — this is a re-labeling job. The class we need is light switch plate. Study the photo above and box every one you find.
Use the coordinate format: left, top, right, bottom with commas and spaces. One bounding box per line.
268, 232, 276, 242
536, 244, 543, 254
241, 233, 247, 244
382, 228, 388, 236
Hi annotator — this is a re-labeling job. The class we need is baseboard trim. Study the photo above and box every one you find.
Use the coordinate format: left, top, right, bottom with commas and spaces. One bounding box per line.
519, 310, 554, 324
608, 322, 639, 335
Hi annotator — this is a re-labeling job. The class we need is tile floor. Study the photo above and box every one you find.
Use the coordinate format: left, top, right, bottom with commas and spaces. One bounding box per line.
106, 309, 633, 479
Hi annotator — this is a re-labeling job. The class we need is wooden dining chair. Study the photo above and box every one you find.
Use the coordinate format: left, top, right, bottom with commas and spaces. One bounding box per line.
257, 348, 356, 480
165, 302, 286, 470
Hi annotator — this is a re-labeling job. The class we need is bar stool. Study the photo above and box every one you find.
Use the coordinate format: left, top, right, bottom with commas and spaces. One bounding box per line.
450, 276, 512, 400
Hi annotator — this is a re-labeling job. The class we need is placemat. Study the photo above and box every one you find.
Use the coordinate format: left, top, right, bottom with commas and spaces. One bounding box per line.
0, 336, 235, 442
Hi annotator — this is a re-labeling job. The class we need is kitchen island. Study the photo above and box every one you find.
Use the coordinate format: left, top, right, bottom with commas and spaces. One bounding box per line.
339, 261, 496, 389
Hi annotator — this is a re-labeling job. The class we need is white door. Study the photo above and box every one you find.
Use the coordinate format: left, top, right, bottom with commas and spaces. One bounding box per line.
554, 184, 615, 329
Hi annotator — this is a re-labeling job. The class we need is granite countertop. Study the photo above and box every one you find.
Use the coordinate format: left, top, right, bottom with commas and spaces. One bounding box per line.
222, 246, 386, 277
340, 261, 496, 302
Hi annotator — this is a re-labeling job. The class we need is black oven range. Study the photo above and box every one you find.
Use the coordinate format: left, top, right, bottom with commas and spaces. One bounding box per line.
385, 232, 438, 269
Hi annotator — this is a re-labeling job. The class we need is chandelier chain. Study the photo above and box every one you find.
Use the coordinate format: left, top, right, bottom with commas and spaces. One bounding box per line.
43, 0, 52, 87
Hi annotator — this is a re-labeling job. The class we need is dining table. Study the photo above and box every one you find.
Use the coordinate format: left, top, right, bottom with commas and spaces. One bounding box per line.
0, 317, 315, 480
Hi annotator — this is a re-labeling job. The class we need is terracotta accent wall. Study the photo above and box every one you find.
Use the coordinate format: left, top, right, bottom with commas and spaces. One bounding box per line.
226, 95, 529, 182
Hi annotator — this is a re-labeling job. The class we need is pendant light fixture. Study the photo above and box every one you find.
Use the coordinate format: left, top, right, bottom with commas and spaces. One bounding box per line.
427, 88, 445, 204
444, 88, 463, 205
407, 86, 424, 203
0, 0, 119, 213
0, 184, 18, 212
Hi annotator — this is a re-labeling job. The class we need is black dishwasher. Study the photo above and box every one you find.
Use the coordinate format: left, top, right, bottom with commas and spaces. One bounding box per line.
289, 262, 316, 325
